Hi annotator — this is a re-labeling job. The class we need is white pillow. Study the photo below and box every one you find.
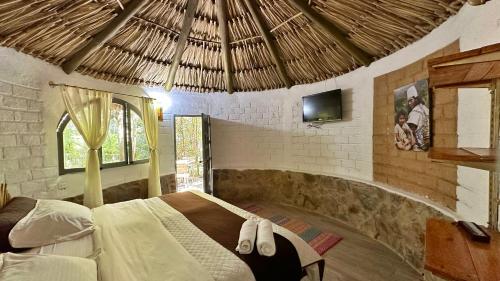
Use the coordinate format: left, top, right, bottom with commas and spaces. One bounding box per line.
9, 200, 94, 248
0, 253, 97, 281
22, 233, 95, 258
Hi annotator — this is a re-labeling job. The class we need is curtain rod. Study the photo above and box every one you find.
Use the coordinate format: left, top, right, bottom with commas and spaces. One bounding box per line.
48, 81, 156, 100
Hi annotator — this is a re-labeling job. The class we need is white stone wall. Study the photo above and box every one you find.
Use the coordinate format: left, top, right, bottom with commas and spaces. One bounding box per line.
282, 70, 372, 179
0, 80, 53, 197
203, 69, 373, 179
210, 93, 288, 170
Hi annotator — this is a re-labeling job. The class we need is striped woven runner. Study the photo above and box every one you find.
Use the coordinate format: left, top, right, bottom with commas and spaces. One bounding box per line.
242, 203, 342, 256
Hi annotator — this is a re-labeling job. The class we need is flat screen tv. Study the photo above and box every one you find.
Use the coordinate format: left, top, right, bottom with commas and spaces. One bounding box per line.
302, 89, 342, 123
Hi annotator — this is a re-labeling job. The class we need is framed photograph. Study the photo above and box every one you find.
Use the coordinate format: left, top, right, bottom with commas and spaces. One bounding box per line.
393, 79, 430, 151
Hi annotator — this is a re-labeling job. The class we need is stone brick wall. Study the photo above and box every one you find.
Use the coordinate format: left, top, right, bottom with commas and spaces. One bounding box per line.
214, 169, 453, 270
65, 174, 176, 204
373, 42, 460, 210
0, 80, 57, 197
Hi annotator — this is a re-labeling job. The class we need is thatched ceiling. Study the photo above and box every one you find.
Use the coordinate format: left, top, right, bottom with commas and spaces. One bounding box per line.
0, 0, 465, 93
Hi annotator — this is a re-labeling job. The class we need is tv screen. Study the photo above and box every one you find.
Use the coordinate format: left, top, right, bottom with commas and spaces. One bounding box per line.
302, 89, 342, 122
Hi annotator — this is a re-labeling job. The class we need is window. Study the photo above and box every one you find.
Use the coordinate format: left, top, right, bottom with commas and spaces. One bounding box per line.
130, 110, 149, 161
57, 98, 149, 174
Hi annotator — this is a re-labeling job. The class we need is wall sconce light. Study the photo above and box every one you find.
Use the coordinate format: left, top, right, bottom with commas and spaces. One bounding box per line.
143, 87, 172, 122
156, 106, 164, 122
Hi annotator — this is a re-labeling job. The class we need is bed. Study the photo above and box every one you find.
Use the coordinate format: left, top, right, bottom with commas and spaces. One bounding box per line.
0, 186, 324, 281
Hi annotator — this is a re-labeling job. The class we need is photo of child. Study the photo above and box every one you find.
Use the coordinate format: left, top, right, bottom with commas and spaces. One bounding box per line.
394, 111, 415, 151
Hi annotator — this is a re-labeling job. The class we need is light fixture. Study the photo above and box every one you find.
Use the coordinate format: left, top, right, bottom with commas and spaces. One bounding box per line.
143, 87, 172, 121
155, 106, 164, 122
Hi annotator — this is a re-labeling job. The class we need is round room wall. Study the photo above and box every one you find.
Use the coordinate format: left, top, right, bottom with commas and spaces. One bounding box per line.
202, 1, 500, 271
0, 0, 498, 273
206, 0, 500, 213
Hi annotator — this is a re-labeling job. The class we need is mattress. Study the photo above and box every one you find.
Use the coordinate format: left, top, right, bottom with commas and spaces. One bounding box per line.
146, 191, 323, 281
90, 191, 323, 281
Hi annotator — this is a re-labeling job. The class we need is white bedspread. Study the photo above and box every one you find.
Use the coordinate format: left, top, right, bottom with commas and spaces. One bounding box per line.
144, 198, 256, 281
144, 192, 322, 281
92, 199, 214, 281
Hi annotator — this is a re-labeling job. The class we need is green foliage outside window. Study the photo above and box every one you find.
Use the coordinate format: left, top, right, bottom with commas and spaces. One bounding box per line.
63, 121, 86, 169
59, 99, 149, 173
175, 116, 202, 177
131, 110, 149, 161
102, 103, 125, 164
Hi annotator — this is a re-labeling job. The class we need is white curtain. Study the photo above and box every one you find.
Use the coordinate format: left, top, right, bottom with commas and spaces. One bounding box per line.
141, 97, 162, 197
60, 86, 112, 208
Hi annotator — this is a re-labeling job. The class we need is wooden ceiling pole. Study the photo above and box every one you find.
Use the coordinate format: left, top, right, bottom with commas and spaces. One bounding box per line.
61, 0, 147, 74
165, 0, 199, 91
288, 0, 372, 67
243, 0, 292, 89
216, 0, 233, 94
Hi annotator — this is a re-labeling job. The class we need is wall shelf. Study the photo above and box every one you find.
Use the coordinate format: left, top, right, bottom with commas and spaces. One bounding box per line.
427, 42, 500, 230
428, 43, 500, 89
428, 148, 497, 171
425, 219, 500, 281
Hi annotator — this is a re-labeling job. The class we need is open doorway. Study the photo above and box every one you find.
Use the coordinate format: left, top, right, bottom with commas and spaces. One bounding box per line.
174, 114, 211, 193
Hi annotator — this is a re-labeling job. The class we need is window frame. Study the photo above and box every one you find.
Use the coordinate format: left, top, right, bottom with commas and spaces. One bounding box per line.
57, 98, 149, 175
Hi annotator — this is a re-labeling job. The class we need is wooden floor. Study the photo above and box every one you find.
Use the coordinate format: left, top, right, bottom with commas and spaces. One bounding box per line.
241, 202, 423, 281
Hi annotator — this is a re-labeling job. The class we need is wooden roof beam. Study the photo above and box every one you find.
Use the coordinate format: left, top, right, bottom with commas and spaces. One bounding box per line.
243, 0, 293, 89
165, 0, 199, 91
288, 0, 372, 67
216, 0, 233, 94
61, 0, 147, 74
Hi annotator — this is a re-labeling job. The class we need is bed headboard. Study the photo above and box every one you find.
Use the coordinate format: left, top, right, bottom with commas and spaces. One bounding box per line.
0, 183, 11, 209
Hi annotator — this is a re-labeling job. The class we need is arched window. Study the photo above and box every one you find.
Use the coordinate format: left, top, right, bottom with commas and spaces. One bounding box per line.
57, 98, 149, 175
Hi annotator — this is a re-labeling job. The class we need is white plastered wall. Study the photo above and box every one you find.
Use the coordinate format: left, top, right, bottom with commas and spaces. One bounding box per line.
456, 89, 491, 225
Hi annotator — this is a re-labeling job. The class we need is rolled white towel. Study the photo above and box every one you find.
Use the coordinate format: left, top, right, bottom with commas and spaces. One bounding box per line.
256, 219, 276, 257
236, 219, 258, 254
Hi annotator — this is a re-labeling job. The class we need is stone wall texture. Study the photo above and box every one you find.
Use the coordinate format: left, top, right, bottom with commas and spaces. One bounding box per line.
65, 174, 176, 204
214, 169, 451, 270
373, 42, 460, 210
0, 80, 57, 197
